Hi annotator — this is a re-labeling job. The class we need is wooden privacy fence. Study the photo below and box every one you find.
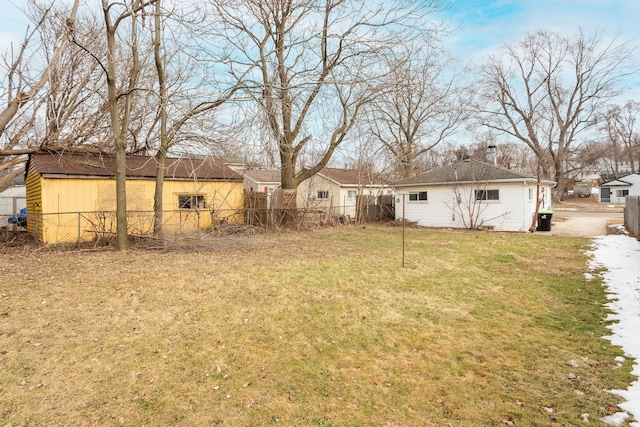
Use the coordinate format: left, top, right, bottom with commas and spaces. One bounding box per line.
624, 196, 640, 236
244, 189, 395, 227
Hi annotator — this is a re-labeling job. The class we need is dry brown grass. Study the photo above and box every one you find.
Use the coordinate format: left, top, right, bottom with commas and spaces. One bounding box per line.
555, 197, 624, 213
0, 226, 635, 426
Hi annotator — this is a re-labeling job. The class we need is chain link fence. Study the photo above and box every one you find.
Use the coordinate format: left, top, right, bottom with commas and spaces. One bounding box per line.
1, 209, 240, 246
1, 200, 395, 248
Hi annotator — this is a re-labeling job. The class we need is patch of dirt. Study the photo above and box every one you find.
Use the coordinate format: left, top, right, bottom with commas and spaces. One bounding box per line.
555, 197, 624, 213
0, 229, 37, 252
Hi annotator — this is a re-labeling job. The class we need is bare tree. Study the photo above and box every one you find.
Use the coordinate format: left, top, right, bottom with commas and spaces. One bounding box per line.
366, 44, 465, 180
0, 0, 80, 189
444, 160, 511, 230
150, 1, 247, 235
464, 132, 537, 172
600, 101, 640, 177
208, 0, 444, 194
99, 0, 156, 250
474, 29, 634, 200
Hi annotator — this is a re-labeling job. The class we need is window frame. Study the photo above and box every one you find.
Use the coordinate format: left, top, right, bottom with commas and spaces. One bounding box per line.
616, 189, 629, 198
475, 189, 500, 201
317, 190, 329, 200
347, 190, 357, 199
178, 194, 206, 210
408, 191, 428, 202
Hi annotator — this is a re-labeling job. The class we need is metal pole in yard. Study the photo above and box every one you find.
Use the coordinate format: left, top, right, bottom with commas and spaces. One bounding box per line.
402, 194, 405, 269
77, 212, 81, 247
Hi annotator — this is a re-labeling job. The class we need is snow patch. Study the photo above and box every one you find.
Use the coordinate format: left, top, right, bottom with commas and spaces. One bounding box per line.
589, 235, 640, 426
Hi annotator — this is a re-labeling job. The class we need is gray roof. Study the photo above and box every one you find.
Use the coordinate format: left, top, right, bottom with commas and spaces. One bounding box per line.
394, 160, 554, 187
241, 169, 281, 184
601, 179, 632, 187
601, 173, 640, 187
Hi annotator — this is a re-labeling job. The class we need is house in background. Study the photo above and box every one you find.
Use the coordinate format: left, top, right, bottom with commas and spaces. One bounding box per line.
297, 167, 391, 220
0, 174, 26, 227
25, 151, 244, 244
599, 173, 640, 203
239, 169, 281, 197
394, 160, 555, 232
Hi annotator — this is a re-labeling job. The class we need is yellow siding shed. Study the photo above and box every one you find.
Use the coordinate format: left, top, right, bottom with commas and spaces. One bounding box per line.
25, 152, 244, 244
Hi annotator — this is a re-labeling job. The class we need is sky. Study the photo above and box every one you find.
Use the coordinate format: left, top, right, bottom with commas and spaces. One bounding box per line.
441, 0, 640, 101
588, 233, 640, 426
0, 1, 637, 84
441, 0, 639, 59
1, 1, 638, 59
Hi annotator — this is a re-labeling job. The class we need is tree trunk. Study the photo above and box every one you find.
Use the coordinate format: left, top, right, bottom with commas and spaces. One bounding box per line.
529, 159, 543, 232
115, 141, 128, 250
152, 0, 166, 236
153, 148, 166, 235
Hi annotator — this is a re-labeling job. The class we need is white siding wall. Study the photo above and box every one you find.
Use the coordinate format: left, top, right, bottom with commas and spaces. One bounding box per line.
336, 188, 355, 218
0, 185, 27, 223
297, 175, 339, 215
395, 182, 549, 232
298, 175, 389, 219
337, 186, 388, 218
603, 174, 640, 203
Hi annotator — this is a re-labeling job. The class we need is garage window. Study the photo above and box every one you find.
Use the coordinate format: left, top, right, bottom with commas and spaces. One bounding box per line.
409, 191, 428, 201
475, 189, 499, 201
178, 194, 206, 209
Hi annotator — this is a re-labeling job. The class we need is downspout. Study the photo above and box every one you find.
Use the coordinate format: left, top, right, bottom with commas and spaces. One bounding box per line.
524, 181, 530, 232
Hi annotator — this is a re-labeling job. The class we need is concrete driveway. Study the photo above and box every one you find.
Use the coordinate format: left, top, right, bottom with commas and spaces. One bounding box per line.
548, 210, 623, 237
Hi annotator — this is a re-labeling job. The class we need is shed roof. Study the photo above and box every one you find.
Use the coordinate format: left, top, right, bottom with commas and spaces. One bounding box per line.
393, 160, 554, 187
241, 169, 281, 184
27, 151, 243, 181
601, 173, 640, 187
601, 179, 632, 187
317, 167, 388, 186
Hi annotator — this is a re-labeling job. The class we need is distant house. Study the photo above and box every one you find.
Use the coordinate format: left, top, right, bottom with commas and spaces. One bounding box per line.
25, 151, 244, 244
240, 169, 281, 197
599, 173, 640, 203
0, 174, 26, 227
394, 160, 555, 232
297, 167, 391, 220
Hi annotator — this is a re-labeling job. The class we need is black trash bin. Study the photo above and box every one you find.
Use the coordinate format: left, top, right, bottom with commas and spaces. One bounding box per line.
536, 211, 553, 231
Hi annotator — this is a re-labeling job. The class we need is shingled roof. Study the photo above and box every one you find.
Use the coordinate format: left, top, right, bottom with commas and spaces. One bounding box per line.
241, 169, 281, 184
27, 151, 243, 181
317, 167, 389, 186
394, 160, 554, 187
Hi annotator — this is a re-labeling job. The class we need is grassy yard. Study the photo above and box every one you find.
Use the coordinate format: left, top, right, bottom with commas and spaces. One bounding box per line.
0, 226, 635, 426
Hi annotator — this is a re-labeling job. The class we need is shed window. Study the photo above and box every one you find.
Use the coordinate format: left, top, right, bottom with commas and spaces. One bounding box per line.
317, 190, 329, 199
178, 195, 206, 209
616, 189, 629, 197
475, 189, 499, 201
409, 191, 428, 201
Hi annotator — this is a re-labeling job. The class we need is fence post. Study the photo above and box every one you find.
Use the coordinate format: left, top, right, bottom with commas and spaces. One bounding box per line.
77, 212, 81, 247
635, 197, 640, 237
624, 196, 640, 236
